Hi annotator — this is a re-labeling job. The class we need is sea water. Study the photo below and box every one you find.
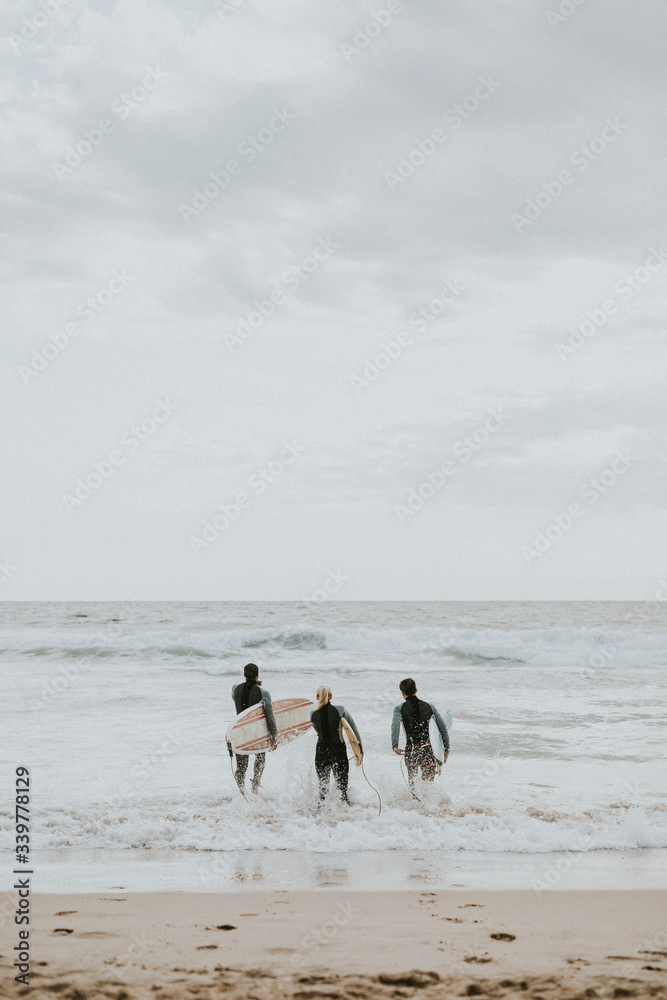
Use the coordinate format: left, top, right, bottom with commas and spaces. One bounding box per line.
1, 601, 666, 891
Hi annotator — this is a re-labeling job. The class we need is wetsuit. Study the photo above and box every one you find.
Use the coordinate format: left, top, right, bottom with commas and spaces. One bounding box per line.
391, 696, 450, 787
230, 680, 278, 792
310, 703, 363, 804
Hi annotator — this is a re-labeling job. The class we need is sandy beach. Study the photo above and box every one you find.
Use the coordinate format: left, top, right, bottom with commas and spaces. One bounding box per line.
3, 890, 666, 999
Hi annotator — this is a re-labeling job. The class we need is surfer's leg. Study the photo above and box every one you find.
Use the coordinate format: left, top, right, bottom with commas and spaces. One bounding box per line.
333, 746, 350, 803
315, 743, 331, 802
234, 754, 249, 789
420, 744, 437, 782
404, 745, 418, 788
251, 752, 266, 793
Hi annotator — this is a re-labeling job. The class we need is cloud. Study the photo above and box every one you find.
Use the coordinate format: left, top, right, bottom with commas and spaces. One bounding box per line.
2, 0, 666, 597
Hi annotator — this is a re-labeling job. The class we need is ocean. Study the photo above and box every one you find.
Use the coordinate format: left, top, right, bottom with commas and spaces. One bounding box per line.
2, 601, 667, 891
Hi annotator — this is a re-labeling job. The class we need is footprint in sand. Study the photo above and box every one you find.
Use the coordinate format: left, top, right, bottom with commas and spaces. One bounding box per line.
54, 911, 78, 916
53, 929, 74, 935
490, 933, 516, 942
378, 972, 440, 987
464, 956, 493, 964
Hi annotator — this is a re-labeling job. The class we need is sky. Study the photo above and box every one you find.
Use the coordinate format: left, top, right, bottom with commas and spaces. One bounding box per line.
1, 0, 666, 600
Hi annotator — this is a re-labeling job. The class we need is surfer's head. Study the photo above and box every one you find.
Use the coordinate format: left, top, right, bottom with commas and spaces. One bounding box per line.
243, 662, 259, 682
316, 685, 332, 709
399, 677, 417, 699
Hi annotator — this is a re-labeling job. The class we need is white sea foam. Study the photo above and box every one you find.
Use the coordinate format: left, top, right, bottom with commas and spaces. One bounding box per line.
10, 795, 667, 855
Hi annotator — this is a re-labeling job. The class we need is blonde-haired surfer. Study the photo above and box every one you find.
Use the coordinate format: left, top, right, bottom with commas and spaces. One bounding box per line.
310, 686, 363, 805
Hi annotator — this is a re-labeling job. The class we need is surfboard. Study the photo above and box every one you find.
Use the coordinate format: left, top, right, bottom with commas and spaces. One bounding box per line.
340, 716, 362, 766
429, 709, 452, 772
227, 697, 313, 755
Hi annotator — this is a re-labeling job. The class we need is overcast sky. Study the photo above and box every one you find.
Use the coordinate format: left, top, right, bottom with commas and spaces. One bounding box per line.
1, 0, 666, 600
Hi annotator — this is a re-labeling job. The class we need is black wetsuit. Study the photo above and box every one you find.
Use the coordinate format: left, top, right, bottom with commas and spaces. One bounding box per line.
399, 695, 440, 786
230, 680, 277, 792
310, 703, 361, 804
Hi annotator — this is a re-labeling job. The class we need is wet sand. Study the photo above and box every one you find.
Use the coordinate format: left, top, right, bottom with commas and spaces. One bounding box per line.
2, 890, 666, 999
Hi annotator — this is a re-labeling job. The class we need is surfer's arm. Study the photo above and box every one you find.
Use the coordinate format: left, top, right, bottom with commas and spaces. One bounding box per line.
261, 690, 278, 741
339, 708, 363, 754
391, 705, 402, 751
430, 704, 450, 752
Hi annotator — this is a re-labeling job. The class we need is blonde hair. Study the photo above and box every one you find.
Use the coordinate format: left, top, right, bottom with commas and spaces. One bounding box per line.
316, 685, 332, 709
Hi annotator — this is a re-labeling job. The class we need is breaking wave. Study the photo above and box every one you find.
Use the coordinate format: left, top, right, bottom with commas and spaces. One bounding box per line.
4, 625, 667, 669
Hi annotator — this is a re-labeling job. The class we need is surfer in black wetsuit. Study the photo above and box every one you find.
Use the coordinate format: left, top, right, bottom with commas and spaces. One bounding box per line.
229, 663, 277, 794
391, 677, 450, 789
310, 686, 363, 805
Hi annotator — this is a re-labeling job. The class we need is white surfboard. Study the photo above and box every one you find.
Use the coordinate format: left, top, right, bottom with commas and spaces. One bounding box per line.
227, 697, 313, 755
429, 709, 452, 771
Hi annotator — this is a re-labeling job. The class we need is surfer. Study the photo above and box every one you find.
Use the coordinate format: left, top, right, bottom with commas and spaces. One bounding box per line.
391, 678, 450, 788
230, 663, 277, 794
310, 686, 363, 805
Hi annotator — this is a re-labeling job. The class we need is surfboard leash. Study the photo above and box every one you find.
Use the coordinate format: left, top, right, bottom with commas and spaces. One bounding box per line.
400, 756, 424, 804
360, 758, 382, 817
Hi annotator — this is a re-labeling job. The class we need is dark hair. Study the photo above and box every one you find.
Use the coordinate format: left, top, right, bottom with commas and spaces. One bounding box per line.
243, 662, 259, 680
399, 677, 417, 697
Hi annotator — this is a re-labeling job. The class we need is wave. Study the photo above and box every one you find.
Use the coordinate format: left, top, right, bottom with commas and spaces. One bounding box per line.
4, 797, 666, 855
4, 624, 667, 668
